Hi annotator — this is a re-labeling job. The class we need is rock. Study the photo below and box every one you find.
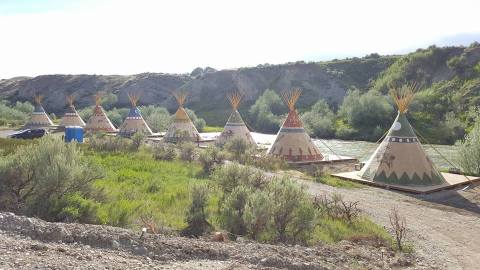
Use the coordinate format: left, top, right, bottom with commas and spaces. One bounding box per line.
30, 244, 48, 251
111, 240, 120, 250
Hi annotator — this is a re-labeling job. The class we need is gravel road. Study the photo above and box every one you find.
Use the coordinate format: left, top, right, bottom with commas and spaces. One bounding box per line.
298, 178, 480, 270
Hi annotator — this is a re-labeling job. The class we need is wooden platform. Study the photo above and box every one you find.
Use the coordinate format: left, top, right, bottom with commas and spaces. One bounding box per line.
332, 171, 480, 194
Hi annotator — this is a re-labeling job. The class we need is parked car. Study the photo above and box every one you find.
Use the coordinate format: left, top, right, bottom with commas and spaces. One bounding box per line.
8, 129, 48, 139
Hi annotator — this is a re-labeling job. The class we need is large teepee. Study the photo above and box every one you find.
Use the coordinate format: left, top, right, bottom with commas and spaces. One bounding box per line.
358, 84, 446, 186
164, 91, 200, 143
25, 95, 54, 128
118, 93, 153, 137
217, 92, 255, 145
85, 93, 117, 133
60, 95, 86, 127
267, 89, 324, 163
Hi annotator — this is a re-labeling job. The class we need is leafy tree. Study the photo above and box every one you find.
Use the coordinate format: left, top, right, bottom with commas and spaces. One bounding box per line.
302, 99, 335, 138
185, 108, 206, 132
101, 93, 118, 110
140, 105, 171, 132
248, 89, 285, 133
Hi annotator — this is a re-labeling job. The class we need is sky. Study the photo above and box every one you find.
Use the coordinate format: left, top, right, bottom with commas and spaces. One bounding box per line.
0, 0, 479, 79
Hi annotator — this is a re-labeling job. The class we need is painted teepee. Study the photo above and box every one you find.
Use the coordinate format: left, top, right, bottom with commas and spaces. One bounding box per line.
25, 95, 54, 127
358, 84, 446, 186
60, 95, 86, 127
164, 91, 200, 143
217, 92, 255, 145
267, 89, 324, 163
118, 93, 153, 136
85, 93, 117, 133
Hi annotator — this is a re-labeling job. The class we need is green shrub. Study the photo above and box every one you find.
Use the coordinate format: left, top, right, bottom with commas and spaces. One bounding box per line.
457, 115, 480, 176
131, 132, 145, 150
88, 134, 132, 152
0, 137, 104, 222
152, 143, 177, 161
179, 142, 197, 162
220, 186, 249, 237
198, 145, 225, 174
181, 184, 213, 237
212, 163, 255, 195
244, 190, 273, 240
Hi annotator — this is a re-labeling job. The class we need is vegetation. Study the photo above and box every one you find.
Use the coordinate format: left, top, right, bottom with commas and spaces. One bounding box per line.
0, 137, 103, 222
314, 175, 362, 189
457, 113, 480, 176
0, 100, 34, 127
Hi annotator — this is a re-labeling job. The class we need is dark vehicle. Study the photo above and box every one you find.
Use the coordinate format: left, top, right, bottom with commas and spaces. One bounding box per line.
8, 129, 48, 139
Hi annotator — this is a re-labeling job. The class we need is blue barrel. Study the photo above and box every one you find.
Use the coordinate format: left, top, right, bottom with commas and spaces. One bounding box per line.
65, 126, 84, 143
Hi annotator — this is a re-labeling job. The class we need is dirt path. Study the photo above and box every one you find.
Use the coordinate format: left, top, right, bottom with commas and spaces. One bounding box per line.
297, 178, 480, 270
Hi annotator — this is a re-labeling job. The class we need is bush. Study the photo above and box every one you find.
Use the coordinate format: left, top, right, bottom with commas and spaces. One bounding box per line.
244, 190, 273, 240
457, 115, 480, 176
152, 143, 177, 161
268, 178, 315, 243
249, 153, 288, 171
224, 137, 255, 164
198, 145, 225, 174
181, 184, 213, 237
220, 186, 249, 237
140, 105, 171, 132
131, 132, 145, 150
212, 163, 256, 195
248, 89, 285, 133
0, 137, 104, 222
179, 142, 197, 162
88, 134, 132, 152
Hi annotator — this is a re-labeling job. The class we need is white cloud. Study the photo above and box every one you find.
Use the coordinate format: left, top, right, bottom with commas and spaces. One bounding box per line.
0, 0, 479, 78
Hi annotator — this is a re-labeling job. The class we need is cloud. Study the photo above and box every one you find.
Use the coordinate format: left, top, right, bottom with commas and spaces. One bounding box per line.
0, 0, 479, 79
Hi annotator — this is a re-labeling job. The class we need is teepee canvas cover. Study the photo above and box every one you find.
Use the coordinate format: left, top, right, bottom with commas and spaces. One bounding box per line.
267, 89, 324, 163
118, 94, 153, 136
85, 93, 117, 133
358, 85, 446, 186
164, 92, 200, 143
60, 95, 86, 127
25, 95, 54, 127
217, 92, 255, 145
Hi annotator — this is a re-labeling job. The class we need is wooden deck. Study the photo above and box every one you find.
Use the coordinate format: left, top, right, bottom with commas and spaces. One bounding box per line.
331, 171, 480, 194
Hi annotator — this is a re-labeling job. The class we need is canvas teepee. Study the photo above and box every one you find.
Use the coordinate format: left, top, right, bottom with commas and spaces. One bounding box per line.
118, 93, 153, 137
217, 92, 255, 145
164, 91, 200, 143
60, 95, 86, 127
267, 89, 324, 163
25, 95, 54, 127
358, 84, 446, 186
85, 93, 117, 133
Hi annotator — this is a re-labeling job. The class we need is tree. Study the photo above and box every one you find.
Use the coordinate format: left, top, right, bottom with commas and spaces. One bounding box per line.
248, 89, 285, 133
302, 99, 335, 138
185, 108, 206, 132
140, 105, 171, 132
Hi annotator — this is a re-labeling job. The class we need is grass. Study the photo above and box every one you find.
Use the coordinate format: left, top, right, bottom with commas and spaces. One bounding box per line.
0, 138, 37, 156
86, 150, 219, 230
314, 175, 363, 189
312, 217, 390, 244
203, 126, 224, 132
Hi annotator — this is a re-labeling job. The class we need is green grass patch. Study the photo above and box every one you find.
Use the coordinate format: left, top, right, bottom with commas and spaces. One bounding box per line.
311, 217, 391, 244
314, 175, 363, 189
0, 138, 37, 156
86, 150, 218, 230
203, 126, 224, 132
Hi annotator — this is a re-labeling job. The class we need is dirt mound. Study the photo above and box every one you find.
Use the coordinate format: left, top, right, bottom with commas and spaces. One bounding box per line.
0, 212, 423, 269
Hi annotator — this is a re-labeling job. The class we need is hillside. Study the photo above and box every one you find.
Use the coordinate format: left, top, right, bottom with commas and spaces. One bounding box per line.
0, 44, 479, 134
0, 57, 396, 126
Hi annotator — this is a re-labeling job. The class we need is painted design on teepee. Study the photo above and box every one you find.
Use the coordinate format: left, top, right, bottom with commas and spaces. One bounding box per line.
25, 95, 54, 127
267, 89, 324, 163
85, 93, 117, 133
119, 93, 153, 136
217, 92, 255, 145
358, 83, 446, 186
164, 91, 200, 143
60, 95, 86, 127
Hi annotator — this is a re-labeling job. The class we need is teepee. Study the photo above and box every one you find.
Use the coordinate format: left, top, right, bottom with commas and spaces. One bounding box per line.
164, 91, 200, 143
118, 93, 153, 137
358, 84, 446, 186
217, 92, 255, 145
267, 89, 324, 163
60, 95, 86, 127
85, 93, 117, 133
25, 95, 54, 127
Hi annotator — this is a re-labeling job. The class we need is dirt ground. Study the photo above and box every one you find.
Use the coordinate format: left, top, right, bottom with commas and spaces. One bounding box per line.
297, 178, 480, 270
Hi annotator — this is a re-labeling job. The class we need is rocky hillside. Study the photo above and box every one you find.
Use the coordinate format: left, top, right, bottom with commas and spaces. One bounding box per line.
0, 43, 479, 126
0, 212, 428, 269
0, 57, 396, 125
